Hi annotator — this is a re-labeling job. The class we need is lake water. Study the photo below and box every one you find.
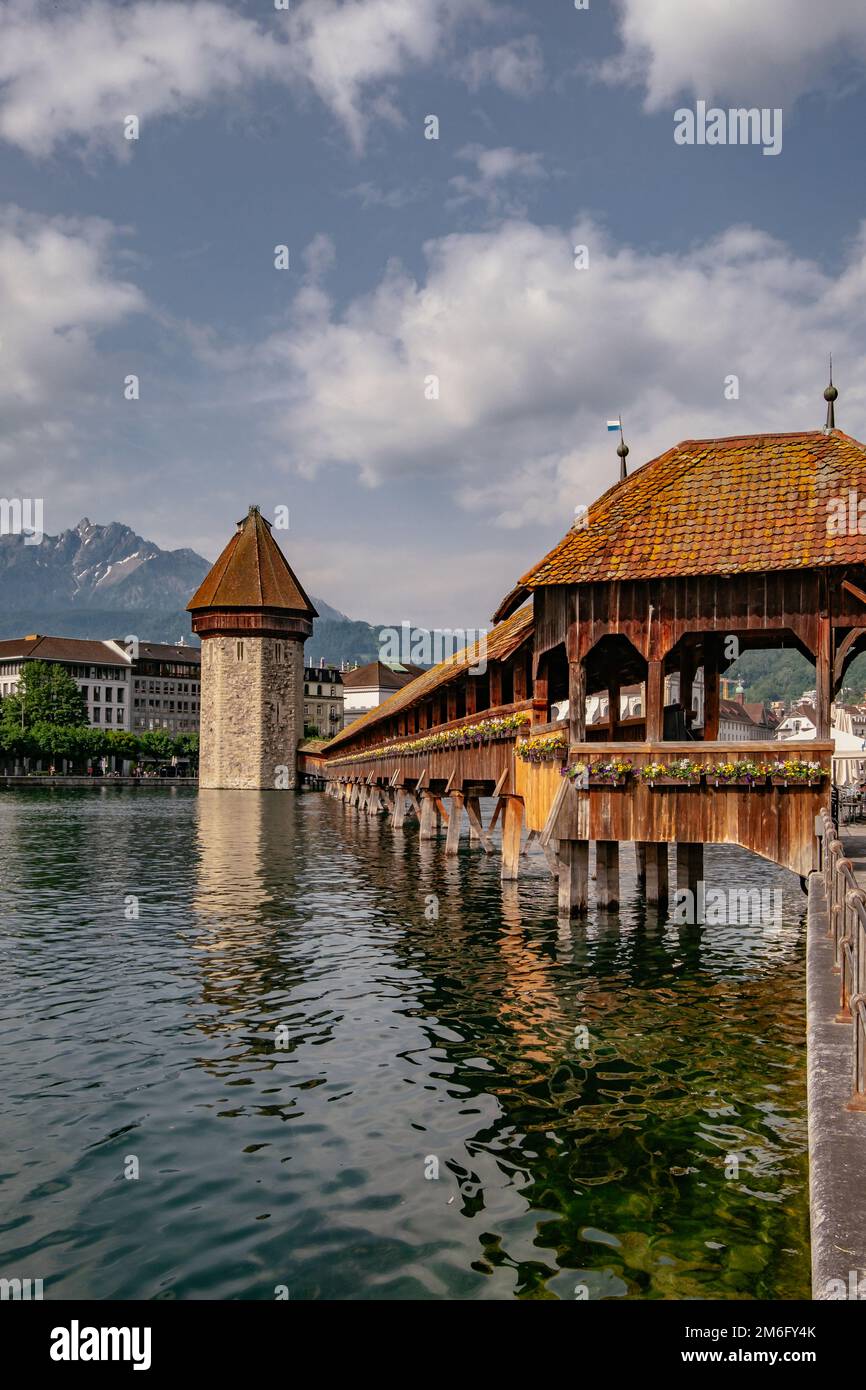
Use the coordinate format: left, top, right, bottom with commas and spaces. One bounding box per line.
0, 787, 810, 1300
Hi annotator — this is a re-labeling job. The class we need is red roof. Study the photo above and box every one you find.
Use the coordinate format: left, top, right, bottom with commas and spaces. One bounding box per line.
520, 429, 866, 587
188, 507, 317, 615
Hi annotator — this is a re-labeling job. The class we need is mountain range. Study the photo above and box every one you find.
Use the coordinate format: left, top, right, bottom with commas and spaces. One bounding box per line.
0, 518, 385, 665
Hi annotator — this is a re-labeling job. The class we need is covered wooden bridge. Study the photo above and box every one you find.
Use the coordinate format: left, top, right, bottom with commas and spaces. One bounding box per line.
321, 408, 866, 917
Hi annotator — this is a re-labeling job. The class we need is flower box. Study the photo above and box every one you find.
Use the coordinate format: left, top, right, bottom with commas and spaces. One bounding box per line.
646, 774, 701, 788
589, 774, 629, 787
710, 776, 767, 789
771, 775, 823, 788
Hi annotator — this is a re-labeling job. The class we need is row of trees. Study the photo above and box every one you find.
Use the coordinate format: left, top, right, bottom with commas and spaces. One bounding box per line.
0, 660, 198, 772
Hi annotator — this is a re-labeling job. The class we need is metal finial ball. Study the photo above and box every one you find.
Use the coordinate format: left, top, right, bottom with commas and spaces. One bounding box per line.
617, 442, 629, 458
824, 384, 838, 403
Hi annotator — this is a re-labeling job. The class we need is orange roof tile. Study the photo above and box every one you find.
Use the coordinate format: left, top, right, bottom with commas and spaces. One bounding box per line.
521, 429, 866, 587
188, 507, 317, 615
325, 603, 534, 752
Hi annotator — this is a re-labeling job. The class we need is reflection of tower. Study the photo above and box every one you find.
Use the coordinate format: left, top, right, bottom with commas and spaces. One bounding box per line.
187, 506, 317, 790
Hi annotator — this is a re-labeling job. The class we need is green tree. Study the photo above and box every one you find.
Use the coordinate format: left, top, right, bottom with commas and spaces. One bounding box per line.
140, 729, 174, 763
2, 661, 88, 732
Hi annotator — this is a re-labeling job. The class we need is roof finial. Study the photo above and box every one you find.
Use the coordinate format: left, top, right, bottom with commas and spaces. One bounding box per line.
616, 417, 629, 480
823, 356, 838, 432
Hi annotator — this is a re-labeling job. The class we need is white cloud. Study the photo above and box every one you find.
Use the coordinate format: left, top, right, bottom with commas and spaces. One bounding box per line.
449, 144, 547, 213
604, 0, 866, 109
204, 215, 866, 533
0, 205, 144, 420
0, 0, 284, 157
0, 0, 503, 158
459, 35, 544, 97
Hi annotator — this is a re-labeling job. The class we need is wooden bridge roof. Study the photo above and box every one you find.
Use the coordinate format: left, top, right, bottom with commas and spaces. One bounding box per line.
187, 506, 317, 615
520, 429, 866, 588
324, 603, 534, 752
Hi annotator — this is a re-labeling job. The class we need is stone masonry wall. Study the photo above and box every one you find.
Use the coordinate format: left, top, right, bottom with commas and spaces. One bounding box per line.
198, 634, 304, 790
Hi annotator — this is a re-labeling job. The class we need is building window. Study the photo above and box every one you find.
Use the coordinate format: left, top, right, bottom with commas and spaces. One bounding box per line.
93, 687, 101, 702
236, 641, 244, 661
105, 687, 112, 702
93, 708, 101, 722
117, 688, 124, 703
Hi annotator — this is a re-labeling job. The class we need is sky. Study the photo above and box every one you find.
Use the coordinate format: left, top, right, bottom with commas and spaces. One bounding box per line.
2, 0, 866, 629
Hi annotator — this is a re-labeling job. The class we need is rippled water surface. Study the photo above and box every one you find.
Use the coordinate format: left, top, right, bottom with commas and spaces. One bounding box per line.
0, 787, 810, 1299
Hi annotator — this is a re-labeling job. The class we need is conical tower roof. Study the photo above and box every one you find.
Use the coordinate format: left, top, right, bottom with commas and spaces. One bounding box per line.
188, 506, 318, 617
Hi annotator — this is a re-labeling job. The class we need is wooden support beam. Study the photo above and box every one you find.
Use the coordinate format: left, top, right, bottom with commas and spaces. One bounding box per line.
635, 841, 646, 885
703, 637, 720, 741
643, 843, 669, 906
445, 792, 464, 855
392, 787, 408, 829
500, 797, 524, 880
595, 840, 620, 908
843, 577, 866, 607
492, 767, 509, 799
816, 614, 832, 740
557, 840, 589, 917
542, 839, 560, 878
568, 660, 586, 743
419, 791, 438, 840
676, 842, 704, 898
521, 828, 539, 855
433, 797, 450, 824
645, 659, 664, 743
465, 796, 494, 853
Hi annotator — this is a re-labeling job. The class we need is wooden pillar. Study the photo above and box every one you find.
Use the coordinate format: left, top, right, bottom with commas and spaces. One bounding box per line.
595, 840, 620, 908
513, 660, 527, 703
489, 666, 503, 709
635, 841, 646, 885
445, 792, 464, 855
532, 659, 549, 726
645, 659, 664, 743
676, 842, 703, 896
679, 646, 696, 724
703, 636, 720, 741
501, 797, 524, 880
816, 615, 832, 740
644, 843, 669, 905
558, 840, 589, 917
392, 787, 407, 829
465, 680, 478, 717
419, 791, 438, 840
568, 660, 586, 744
608, 682, 620, 739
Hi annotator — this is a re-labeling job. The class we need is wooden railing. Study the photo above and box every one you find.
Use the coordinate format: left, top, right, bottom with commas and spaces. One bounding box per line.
324, 701, 533, 769
818, 807, 866, 1109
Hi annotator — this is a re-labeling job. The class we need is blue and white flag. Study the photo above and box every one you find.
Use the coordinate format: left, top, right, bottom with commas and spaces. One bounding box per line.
606, 419, 621, 432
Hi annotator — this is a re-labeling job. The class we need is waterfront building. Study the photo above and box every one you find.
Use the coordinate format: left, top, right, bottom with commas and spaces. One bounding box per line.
128, 641, 201, 735
341, 659, 424, 729
0, 635, 132, 728
303, 662, 343, 739
187, 506, 316, 790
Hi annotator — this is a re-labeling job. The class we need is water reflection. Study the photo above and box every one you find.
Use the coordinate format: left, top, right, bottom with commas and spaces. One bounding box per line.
0, 787, 810, 1300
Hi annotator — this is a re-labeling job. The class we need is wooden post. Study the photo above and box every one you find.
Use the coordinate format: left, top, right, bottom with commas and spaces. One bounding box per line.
392, 787, 408, 828
635, 841, 646, 885
568, 660, 586, 744
419, 791, 438, 840
501, 797, 524, 880
645, 659, 664, 743
676, 842, 703, 898
644, 843, 669, 905
532, 660, 549, 726
595, 840, 620, 908
465, 680, 478, 717
608, 682, 620, 739
558, 840, 589, 917
489, 666, 502, 709
816, 615, 832, 740
445, 792, 464, 855
465, 796, 494, 853
703, 636, 720, 741
679, 645, 695, 724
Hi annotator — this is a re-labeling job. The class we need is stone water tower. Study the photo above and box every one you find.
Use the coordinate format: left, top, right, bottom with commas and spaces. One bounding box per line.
187, 506, 317, 789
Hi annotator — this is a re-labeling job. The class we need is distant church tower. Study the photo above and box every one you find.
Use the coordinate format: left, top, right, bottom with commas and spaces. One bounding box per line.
187, 506, 317, 790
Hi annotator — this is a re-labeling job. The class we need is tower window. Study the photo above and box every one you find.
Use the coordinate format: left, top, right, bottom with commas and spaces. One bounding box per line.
275, 642, 283, 663
236, 641, 244, 661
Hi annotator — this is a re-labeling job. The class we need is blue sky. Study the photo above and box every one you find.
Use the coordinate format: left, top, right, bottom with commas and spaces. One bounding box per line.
2, 0, 866, 629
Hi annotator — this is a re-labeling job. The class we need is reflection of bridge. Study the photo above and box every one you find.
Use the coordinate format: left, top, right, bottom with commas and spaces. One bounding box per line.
317, 402, 866, 915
